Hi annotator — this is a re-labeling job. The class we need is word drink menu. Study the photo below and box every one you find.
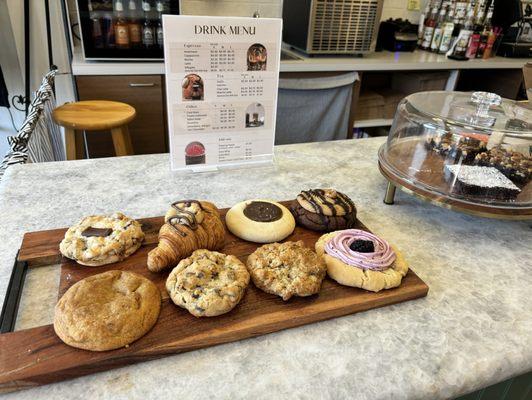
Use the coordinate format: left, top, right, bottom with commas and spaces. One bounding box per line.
163, 15, 282, 170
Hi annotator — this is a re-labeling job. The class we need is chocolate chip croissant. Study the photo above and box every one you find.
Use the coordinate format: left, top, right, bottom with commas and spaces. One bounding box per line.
147, 200, 225, 272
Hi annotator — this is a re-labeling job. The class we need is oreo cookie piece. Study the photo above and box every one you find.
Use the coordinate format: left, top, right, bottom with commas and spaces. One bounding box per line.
290, 189, 357, 232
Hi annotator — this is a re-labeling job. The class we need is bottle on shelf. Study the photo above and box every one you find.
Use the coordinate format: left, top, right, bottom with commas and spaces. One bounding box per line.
465, 1, 485, 58
438, 4, 456, 54
128, 0, 142, 48
420, 3, 441, 50
102, 11, 115, 48
89, 0, 103, 49
114, 0, 130, 49
448, 3, 475, 59
142, 0, 155, 49
482, 5, 497, 59
430, 4, 449, 52
453, 1, 468, 25
156, 1, 164, 49
476, 3, 493, 58
418, 1, 433, 46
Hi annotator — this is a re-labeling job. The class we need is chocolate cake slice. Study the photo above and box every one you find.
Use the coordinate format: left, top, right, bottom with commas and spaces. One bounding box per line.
444, 165, 521, 200
474, 147, 531, 186
425, 133, 487, 164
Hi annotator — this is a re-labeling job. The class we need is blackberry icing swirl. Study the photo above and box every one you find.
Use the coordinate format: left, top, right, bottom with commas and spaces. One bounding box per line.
324, 229, 396, 271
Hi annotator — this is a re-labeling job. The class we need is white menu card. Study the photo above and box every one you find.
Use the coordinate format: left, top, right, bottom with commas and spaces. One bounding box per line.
163, 15, 282, 171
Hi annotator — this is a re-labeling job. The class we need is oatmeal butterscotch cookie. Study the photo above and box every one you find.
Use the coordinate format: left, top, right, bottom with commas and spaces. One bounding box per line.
246, 241, 326, 301
54, 270, 161, 351
166, 250, 250, 317
59, 212, 144, 266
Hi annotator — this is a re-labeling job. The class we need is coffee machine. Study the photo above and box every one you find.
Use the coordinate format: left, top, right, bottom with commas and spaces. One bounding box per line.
495, 0, 532, 57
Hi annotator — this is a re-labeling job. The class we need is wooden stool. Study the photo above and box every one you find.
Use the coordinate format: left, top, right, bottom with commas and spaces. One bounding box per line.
52, 100, 136, 160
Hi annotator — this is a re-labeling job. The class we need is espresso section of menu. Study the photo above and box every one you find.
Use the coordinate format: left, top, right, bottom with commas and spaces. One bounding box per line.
163, 15, 282, 170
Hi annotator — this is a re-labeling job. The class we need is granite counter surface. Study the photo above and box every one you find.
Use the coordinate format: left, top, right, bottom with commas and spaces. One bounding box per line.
0, 138, 530, 399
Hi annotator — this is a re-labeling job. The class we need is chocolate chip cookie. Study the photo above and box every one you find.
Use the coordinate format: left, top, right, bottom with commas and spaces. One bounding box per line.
290, 189, 357, 232
54, 270, 161, 351
246, 241, 326, 300
166, 250, 250, 317
59, 212, 145, 266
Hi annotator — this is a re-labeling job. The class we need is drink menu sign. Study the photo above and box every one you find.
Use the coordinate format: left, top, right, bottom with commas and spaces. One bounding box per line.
162, 15, 282, 170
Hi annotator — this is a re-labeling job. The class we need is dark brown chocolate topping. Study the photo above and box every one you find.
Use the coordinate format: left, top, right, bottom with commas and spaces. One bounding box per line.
243, 201, 283, 222
81, 227, 113, 237
167, 200, 206, 237
299, 189, 355, 216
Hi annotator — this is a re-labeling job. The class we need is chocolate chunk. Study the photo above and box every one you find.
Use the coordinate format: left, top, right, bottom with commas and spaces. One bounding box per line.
81, 227, 113, 237
243, 201, 282, 222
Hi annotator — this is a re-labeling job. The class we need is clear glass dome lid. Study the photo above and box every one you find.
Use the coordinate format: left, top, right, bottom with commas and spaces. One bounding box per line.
405, 91, 532, 137
378, 90, 532, 218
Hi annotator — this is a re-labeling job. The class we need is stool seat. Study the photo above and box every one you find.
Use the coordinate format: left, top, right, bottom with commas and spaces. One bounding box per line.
52, 100, 136, 160
52, 100, 136, 131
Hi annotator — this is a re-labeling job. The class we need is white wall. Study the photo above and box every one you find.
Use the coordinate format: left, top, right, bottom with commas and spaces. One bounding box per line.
381, 0, 429, 22
181, 0, 283, 17
0, 0, 76, 155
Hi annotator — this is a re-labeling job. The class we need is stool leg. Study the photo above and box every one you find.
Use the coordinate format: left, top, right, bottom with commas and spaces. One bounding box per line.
111, 125, 134, 157
64, 128, 77, 160
75, 131, 86, 159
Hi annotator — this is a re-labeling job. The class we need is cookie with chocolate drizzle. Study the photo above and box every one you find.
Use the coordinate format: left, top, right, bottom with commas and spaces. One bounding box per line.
290, 189, 357, 232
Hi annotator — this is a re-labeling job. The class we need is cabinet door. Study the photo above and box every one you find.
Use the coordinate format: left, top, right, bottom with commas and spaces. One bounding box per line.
76, 75, 167, 157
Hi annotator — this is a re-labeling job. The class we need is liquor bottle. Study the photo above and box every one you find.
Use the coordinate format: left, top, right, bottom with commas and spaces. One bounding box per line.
453, 1, 468, 24
128, 0, 142, 48
142, 1, 155, 48
89, 0, 103, 49
430, 5, 449, 52
156, 1, 164, 48
102, 11, 115, 48
466, 2, 484, 59
476, 3, 493, 58
114, 0, 130, 49
418, 1, 432, 46
448, 5, 474, 59
420, 4, 440, 50
438, 4, 455, 54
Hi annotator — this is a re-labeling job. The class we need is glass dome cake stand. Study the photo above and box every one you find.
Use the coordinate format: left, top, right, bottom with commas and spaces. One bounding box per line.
378, 91, 532, 220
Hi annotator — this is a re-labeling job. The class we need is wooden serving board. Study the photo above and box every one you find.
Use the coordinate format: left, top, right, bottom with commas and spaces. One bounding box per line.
0, 203, 429, 393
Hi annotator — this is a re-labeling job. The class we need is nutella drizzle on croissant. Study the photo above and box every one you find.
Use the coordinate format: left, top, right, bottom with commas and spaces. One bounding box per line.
167, 200, 208, 237
298, 189, 355, 216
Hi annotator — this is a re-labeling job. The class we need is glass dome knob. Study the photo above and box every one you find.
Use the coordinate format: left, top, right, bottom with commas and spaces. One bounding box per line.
471, 91, 501, 115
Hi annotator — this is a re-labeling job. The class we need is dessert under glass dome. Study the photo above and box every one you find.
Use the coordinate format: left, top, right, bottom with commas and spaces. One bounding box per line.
378, 91, 532, 219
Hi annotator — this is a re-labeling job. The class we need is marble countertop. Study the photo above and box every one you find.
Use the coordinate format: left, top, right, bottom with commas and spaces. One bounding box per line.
0, 138, 531, 399
71, 48, 530, 75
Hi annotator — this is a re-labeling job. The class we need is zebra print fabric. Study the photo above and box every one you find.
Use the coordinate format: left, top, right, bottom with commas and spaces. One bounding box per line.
0, 69, 64, 180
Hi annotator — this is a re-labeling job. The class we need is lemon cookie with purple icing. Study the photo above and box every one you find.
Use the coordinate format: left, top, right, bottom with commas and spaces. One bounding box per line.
315, 229, 407, 292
